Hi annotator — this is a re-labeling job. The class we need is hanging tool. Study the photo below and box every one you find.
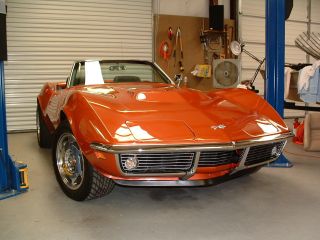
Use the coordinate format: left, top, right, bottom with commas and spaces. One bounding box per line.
168, 27, 173, 40
173, 27, 183, 59
178, 61, 184, 72
159, 40, 172, 61
173, 27, 184, 70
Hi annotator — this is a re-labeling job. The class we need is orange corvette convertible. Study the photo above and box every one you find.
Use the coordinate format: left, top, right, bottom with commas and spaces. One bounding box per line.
37, 60, 292, 201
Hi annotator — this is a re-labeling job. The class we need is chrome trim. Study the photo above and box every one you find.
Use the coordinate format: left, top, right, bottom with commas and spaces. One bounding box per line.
180, 151, 201, 180
231, 140, 288, 174
90, 132, 293, 154
113, 159, 277, 188
237, 147, 250, 169
66, 62, 76, 88
153, 62, 175, 85
72, 60, 173, 85
114, 179, 222, 187
113, 165, 257, 187
90, 143, 112, 152
115, 154, 186, 177
93, 134, 292, 178
279, 139, 287, 154
232, 155, 280, 173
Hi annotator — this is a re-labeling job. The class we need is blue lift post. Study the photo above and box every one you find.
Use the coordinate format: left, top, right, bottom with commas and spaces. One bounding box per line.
265, 0, 293, 168
0, 61, 28, 200
0, 3, 28, 199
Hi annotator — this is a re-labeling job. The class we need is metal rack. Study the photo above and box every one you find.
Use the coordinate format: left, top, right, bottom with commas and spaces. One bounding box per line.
201, 30, 228, 58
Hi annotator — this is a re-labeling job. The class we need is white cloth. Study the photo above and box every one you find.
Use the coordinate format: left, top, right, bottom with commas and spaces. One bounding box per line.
236, 83, 248, 89
298, 60, 320, 91
284, 67, 293, 98
85, 61, 104, 85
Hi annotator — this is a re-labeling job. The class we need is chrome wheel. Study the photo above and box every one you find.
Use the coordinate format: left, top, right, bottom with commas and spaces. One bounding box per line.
53, 122, 115, 200
56, 133, 84, 190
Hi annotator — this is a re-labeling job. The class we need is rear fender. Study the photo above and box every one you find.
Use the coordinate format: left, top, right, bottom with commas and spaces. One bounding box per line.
37, 82, 59, 133
37, 83, 54, 113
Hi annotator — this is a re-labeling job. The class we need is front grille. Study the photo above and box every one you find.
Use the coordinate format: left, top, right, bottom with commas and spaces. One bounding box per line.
245, 141, 285, 166
119, 152, 195, 174
118, 141, 286, 174
198, 151, 240, 167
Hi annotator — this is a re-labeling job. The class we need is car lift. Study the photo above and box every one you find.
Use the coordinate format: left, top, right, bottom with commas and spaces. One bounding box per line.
0, 61, 28, 200
265, 0, 293, 168
0, 5, 28, 200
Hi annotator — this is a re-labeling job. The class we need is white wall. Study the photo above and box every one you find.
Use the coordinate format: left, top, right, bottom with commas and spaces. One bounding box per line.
153, 0, 230, 18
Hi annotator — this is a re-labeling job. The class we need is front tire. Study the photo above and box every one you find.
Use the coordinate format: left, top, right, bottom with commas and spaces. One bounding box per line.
52, 122, 114, 201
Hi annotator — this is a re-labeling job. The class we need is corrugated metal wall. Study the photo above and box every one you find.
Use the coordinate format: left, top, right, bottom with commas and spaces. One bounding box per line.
240, 0, 320, 117
4, 0, 153, 131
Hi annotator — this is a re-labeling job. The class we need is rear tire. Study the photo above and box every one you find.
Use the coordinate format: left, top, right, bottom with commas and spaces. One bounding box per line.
36, 103, 51, 148
52, 121, 114, 201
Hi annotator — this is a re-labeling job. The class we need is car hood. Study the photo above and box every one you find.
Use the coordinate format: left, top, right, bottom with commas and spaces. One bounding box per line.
80, 84, 288, 144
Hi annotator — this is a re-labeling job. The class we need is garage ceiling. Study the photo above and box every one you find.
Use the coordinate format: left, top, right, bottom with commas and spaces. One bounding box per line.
4, 0, 153, 131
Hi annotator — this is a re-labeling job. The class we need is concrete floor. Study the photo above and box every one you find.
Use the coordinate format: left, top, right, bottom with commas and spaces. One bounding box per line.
1, 132, 320, 240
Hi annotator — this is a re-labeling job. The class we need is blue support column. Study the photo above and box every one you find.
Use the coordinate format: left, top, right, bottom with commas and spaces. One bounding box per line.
0, 61, 27, 199
265, 0, 293, 168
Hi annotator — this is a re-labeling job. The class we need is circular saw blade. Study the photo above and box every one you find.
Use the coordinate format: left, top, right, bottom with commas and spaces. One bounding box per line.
214, 61, 239, 87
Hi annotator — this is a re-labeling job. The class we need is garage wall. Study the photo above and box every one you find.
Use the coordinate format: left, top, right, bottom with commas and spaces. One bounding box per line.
4, 0, 153, 131
240, 0, 308, 96
239, 0, 320, 117
153, 0, 230, 18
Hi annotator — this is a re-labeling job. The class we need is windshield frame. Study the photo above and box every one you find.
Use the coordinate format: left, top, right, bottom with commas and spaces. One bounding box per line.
66, 60, 174, 88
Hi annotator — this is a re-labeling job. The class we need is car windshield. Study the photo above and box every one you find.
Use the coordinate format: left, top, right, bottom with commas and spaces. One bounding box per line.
70, 61, 171, 87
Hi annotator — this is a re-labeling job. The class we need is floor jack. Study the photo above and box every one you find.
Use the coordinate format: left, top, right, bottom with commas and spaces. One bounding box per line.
0, 61, 29, 200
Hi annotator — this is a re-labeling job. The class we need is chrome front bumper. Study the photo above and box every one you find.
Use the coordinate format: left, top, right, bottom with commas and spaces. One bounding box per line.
114, 166, 263, 187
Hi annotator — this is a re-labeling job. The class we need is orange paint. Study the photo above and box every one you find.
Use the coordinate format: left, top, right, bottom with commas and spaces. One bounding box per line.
38, 64, 290, 182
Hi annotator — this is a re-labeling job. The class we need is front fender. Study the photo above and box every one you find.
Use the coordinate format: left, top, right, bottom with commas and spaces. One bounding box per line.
61, 92, 114, 156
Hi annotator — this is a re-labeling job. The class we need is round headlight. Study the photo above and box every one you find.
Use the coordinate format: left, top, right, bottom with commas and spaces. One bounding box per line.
271, 146, 278, 156
124, 156, 138, 170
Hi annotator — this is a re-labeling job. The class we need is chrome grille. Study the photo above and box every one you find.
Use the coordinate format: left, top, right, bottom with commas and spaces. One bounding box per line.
198, 151, 240, 167
245, 141, 286, 166
119, 152, 195, 174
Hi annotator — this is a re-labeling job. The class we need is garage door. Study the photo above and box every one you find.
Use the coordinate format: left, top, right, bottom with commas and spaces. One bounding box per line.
4, 0, 153, 131
239, 0, 320, 117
